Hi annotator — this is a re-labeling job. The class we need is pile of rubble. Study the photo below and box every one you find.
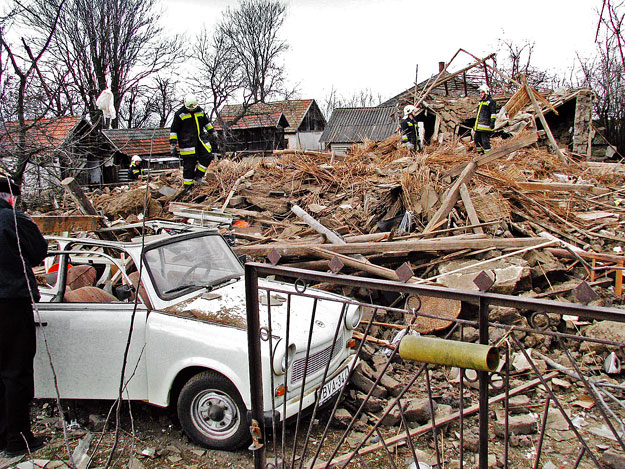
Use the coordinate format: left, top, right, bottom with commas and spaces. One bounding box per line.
21, 131, 625, 468
41, 129, 625, 308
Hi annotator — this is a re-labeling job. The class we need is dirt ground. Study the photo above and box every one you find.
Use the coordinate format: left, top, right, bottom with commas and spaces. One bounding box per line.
1, 363, 623, 469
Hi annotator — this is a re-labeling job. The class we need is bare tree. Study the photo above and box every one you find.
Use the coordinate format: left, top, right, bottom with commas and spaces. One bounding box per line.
491, 39, 564, 92
0, 0, 67, 185
580, 0, 625, 155
27, 0, 184, 129
193, 26, 244, 121
597, 0, 625, 69
322, 86, 382, 119
218, 0, 289, 103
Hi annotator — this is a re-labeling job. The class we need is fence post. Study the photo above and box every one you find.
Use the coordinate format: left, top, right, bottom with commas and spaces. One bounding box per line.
245, 263, 266, 468
478, 295, 490, 469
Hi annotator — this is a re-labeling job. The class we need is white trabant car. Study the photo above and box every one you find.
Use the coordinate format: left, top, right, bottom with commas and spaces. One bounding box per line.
34, 229, 361, 449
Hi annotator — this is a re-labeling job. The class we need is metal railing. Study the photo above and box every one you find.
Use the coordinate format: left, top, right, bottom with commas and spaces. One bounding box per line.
245, 262, 625, 468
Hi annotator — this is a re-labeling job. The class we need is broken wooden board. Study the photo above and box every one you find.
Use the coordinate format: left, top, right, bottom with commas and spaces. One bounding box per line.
444, 132, 539, 178
168, 202, 233, 226
423, 161, 476, 234
233, 235, 548, 258
516, 182, 610, 195
30, 215, 103, 234
404, 294, 461, 334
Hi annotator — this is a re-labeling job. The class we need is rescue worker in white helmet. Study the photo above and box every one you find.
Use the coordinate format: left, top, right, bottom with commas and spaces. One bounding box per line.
128, 155, 143, 181
169, 94, 219, 191
400, 105, 421, 151
473, 84, 497, 155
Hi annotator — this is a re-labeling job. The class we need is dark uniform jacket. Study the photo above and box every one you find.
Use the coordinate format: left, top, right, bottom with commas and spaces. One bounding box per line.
169, 105, 215, 156
474, 95, 497, 132
129, 161, 142, 180
400, 116, 418, 146
0, 199, 48, 301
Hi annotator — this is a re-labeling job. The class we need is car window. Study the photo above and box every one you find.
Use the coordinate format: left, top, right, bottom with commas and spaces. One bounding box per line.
144, 234, 243, 299
43, 242, 144, 304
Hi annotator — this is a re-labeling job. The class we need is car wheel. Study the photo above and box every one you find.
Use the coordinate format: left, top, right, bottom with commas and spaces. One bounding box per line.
177, 371, 249, 450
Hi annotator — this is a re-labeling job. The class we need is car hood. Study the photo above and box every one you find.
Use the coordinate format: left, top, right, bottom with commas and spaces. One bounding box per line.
162, 277, 350, 347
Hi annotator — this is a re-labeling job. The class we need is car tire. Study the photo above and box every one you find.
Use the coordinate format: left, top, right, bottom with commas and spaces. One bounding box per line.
177, 371, 249, 450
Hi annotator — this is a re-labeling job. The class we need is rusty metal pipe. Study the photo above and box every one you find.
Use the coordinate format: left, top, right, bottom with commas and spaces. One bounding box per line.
398, 335, 499, 372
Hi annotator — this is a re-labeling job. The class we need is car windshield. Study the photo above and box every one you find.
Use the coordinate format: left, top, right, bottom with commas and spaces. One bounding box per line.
144, 233, 244, 299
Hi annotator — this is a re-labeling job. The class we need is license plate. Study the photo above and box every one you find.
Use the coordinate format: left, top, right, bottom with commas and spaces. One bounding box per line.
318, 366, 350, 406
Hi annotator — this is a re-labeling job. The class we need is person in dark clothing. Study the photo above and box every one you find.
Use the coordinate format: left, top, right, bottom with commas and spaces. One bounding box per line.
128, 155, 143, 181
400, 105, 421, 151
473, 84, 497, 154
169, 94, 218, 191
0, 174, 48, 457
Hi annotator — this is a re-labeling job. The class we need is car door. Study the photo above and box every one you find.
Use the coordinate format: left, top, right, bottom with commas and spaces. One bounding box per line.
34, 242, 150, 401
34, 302, 149, 401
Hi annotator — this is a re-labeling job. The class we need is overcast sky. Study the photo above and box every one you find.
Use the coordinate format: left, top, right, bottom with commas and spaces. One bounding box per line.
162, 0, 600, 103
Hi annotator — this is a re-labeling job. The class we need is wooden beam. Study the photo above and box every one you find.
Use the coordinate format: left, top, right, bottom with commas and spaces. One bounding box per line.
233, 236, 547, 258
306, 246, 423, 283
60, 177, 116, 241
292, 204, 369, 263
30, 215, 103, 234
423, 162, 475, 234
516, 181, 609, 194
458, 183, 483, 234
521, 75, 567, 163
444, 132, 538, 178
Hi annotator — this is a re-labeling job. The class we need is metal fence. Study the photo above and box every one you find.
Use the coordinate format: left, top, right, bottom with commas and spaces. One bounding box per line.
245, 262, 625, 469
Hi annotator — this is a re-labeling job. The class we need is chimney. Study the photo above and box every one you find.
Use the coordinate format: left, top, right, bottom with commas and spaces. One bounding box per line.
439, 61, 445, 72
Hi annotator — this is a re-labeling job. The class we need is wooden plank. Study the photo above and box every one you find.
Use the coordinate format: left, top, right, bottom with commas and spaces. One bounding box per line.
423, 162, 475, 234
516, 182, 609, 194
307, 246, 422, 283
444, 132, 538, 178
458, 183, 483, 234
30, 215, 103, 234
233, 236, 547, 257
503, 87, 530, 119
522, 76, 567, 163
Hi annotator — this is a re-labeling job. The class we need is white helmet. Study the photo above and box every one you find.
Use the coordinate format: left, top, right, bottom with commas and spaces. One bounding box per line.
131, 155, 142, 164
403, 105, 417, 117
478, 84, 490, 94
184, 94, 198, 109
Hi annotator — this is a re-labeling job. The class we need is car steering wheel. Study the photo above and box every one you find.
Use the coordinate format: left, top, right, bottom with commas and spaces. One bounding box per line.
178, 260, 210, 286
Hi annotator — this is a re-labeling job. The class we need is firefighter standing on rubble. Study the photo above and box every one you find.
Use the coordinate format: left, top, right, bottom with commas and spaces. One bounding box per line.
0, 173, 48, 457
473, 84, 497, 154
169, 94, 219, 191
400, 105, 421, 151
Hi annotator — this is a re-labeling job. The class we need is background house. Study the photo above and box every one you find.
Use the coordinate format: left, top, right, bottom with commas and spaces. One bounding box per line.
0, 116, 101, 203
319, 107, 397, 155
102, 128, 180, 182
214, 110, 289, 153
218, 99, 326, 151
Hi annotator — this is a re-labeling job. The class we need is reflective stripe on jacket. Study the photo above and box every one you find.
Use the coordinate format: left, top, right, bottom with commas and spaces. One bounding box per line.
400, 116, 418, 146
474, 95, 497, 132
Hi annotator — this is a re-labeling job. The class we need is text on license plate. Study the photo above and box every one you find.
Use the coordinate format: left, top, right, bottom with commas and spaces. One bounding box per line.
318, 366, 350, 406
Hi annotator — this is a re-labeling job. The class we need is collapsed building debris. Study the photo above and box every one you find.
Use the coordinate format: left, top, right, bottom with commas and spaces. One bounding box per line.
25, 70, 625, 468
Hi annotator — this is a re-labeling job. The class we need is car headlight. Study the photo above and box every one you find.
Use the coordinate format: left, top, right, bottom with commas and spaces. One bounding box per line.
272, 341, 296, 375
344, 305, 362, 330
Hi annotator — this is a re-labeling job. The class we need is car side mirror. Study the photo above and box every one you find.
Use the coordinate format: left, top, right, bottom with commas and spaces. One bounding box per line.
114, 284, 134, 301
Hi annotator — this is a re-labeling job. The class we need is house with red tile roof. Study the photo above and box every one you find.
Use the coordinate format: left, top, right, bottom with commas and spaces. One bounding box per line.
102, 127, 180, 182
0, 116, 105, 199
217, 99, 326, 152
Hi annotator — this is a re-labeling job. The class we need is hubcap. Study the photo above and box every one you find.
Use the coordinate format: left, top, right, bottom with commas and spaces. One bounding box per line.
191, 390, 239, 440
